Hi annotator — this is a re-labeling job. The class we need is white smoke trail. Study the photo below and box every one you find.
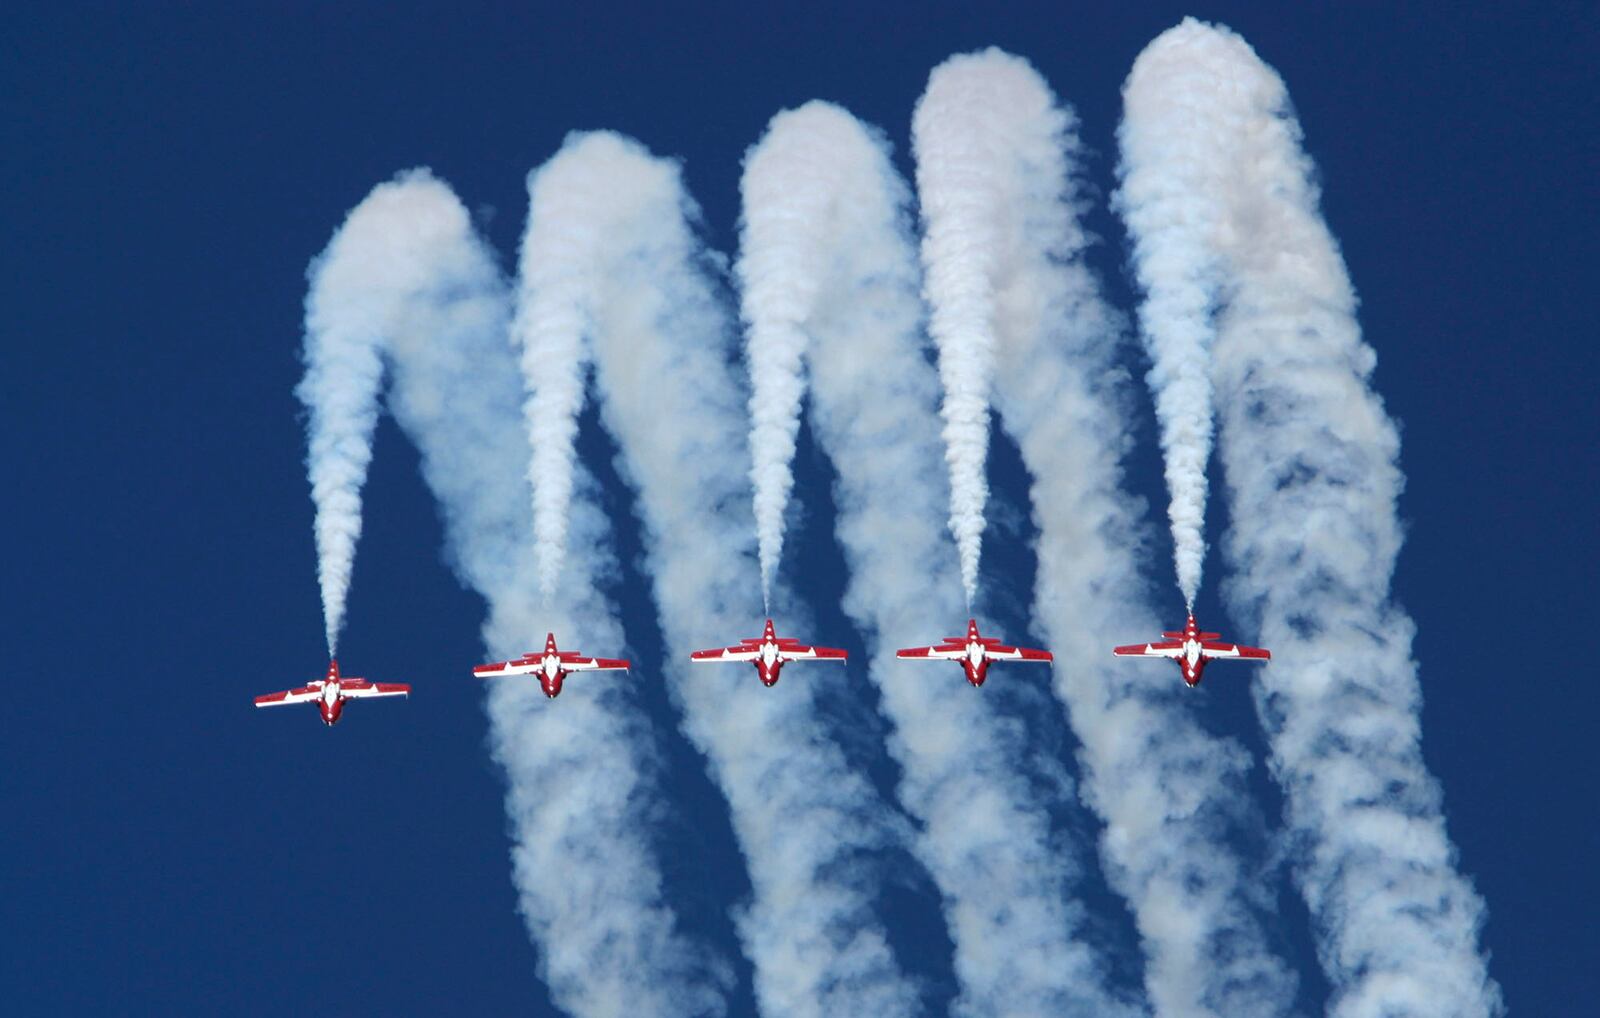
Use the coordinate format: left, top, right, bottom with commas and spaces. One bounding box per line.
742, 100, 1140, 1017
1159, 19, 1503, 1017
1115, 40, 1237, 609
929, 49, 1301, 1017
299, 200, 407, 654
308, 170, 730, 1017
738, 115, 820, 611
512, 156, 601, 602
544, 130, 920, 1018
911, 55, 1023, 608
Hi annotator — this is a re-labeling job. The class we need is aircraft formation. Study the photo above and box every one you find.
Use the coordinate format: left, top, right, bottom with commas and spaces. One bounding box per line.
255, 614, 1267, 723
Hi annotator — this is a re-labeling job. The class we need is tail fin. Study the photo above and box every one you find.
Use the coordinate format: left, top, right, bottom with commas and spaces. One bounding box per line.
545, 633, 559, 653
763, 619, 776, 641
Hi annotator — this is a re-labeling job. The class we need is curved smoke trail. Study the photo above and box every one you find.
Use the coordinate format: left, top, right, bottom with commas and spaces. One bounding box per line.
1116, 37, 1237, 609
512, 155, 602, 603
737, 115, 817, 608
1159, 19, 1503, 1017
534, 131, 919, 1018
306, 170, 731, 1017
299, 196, 409, 654
912, 53, 1027, 609
741, 100, 1139, 1017
936, 49, 1301, 1017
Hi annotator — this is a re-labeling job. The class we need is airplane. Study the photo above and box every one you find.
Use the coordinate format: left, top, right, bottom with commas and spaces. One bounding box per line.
1112, 613, 1270, 687
690, 619, 847, 686
896, 618, 1053, 687
254, 660, 410, 726
473, 632, 630, 698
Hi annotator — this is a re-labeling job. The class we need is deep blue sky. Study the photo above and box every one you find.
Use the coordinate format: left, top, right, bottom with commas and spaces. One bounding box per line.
4, 3, 1593, 1014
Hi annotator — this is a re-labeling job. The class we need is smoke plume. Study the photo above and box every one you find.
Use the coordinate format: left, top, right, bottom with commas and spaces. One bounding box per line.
299, 192, 420, 654
512, 154, 603, 602
308, 170, 731, 1017
937, 49, 1302, 1017
912, 52, 1032, 608
541, 131, 920, 1018
736, 116, 817, 607
1154, 19, 1504, 1017
741, 100, 1140, 1017
1115, 36, 1238, 608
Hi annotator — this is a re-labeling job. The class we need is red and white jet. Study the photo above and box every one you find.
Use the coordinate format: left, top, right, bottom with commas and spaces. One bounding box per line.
690, 619, 847, 686
1113, 614, 1270, 687
473, 632, 630, 699
253, 660, 410, 726
896, 618, 1053, 687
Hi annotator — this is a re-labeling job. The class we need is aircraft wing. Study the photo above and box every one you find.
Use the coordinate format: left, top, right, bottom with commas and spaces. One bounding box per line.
1201, 641, 1271, 661
338, 681, 411, 699
254, 685, 321, 708
1112, 641, 1184, 658
690, 645, 761, 663
557, 654, 630, 672
474, 657, 539, 678
897, 643, 966, 660
779, 644, 847, 662
993, 644, 1053, 662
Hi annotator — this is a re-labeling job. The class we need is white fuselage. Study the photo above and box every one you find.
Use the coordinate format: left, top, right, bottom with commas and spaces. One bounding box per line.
761, 642, 779, 665
322, 681, 340, 706
1185, 640, 1203, 666
543, 655, 562, 681
967, 642, 985, 666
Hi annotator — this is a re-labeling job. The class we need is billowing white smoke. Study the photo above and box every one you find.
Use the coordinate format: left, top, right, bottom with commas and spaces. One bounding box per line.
512, 156, 602, 602
1152, 20, 1503, 1018
737, 118, 817, 608
932, 49, 1301, 1016
1116, 39, 1237, 609
912, 54, 1026, 608
537, 131, 919, 1018
299, 194, 418, 654
307, 170, 730, 1017
740, 100, 1138, 1017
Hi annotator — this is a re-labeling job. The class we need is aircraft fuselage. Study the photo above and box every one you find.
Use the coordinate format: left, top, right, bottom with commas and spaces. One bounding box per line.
962, 643, 991, 687
539, 655, 567, 698
319, 682, 345, 725
757, 642, 783, 686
